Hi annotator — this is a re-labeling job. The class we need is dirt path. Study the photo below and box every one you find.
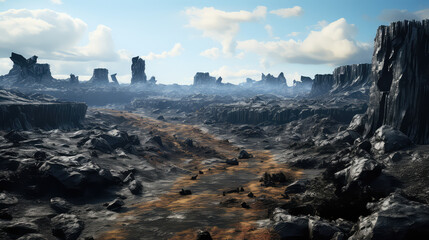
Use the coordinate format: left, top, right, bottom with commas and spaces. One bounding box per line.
96, 110, 301, 240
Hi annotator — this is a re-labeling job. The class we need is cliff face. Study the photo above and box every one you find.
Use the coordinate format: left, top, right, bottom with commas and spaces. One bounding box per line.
193, 72, 216, 85
131, 56, 147, 84
0, 90, 87, 130
364, 20, 429, 144
310, 74, 334, 97
331, 63, 372, 94
6, 52, 53, 85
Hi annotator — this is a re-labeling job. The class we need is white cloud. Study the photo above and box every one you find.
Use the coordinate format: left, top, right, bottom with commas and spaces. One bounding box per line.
211, 65, 261, 84
0, 9, 119, 61
51, 0, 62, 5
265, 24, 273, 37
379, 8, 429, 22
200, 47, 220, 59
237, 18, 372, 65
142, 43, 184, 60
185, 6, 267, 55
270, 6, 303, 18
0, 58, 12, 75
288, 32, 300, 37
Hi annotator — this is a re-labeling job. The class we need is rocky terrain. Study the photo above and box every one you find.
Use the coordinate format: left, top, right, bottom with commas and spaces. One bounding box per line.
0, 19, 428, 240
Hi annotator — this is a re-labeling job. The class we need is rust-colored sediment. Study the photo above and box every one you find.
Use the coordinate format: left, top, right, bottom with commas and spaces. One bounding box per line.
96, 110, 300, 240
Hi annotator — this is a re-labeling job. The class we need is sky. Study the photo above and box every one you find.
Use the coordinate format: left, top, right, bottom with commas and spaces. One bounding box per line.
0, 0, 428, 86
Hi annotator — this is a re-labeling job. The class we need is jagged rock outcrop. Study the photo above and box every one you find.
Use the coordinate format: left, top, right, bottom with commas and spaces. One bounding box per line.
111, 73, 119, 84
0, 89, 87, 130
131, 56, 147, 84
6, 52, 53, 84
331, 63, 371, 95
364, 20, 429, 144
193, 72, 216, 86
89, 68, 109, 84
216, 77, 223, 85
310, 74, 334, 97
148, 76, 157, 84
261, 73, 286, 85
69, 74, 79, 85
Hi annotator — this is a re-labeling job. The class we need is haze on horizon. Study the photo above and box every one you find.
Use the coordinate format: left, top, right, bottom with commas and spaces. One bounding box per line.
0, 0, 428, 86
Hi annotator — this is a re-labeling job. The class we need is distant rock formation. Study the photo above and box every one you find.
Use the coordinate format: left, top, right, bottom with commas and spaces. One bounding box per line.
69, 74, 79, 85
148, 76, 157, 84
216, 77, 223, 85
331, 63, 371, 95
193, 72, 217, 85
111, 73, 119, 84
364, 20, 429, 144
89, 68, 109, 84
7, 52, 53, 84
131, 56, 147, 84
310, 74, 334, 97
293, 76, 313, 91
261, 73, 286, 85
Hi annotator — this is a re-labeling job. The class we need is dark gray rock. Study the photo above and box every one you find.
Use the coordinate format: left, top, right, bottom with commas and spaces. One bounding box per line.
17, 234, 47, 240
69, 74, 79, 85
347, 114, 368, 135
4, 131, 28, 143
330, 63, 371, 96
364, 20, 429, 144
51, 214, 84, 240
0, 192, 18, 209
272, 208, 309, 240
196, 230, 212, 240
110, 73, 119, 84
3, 221, 39, 236
370, 125, 412, 154
285, 180, 307, 194
50, 197, 71, 213
308, 219, 341, 240
131, 56, 147, 84
238, 150, 252, 159
128, 180, 143, 194
350, 192, 429, 239
106, 198, 124, 211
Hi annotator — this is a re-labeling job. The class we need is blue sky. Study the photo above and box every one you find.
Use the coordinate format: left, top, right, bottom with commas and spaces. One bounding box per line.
0, 0, 428, 85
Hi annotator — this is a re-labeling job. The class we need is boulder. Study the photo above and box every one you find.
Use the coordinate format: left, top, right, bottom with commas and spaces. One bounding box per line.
370, 125, 412, 154
128, 180, 143, 195
350, 192, 429, 239
50, 197, 71, 213
347, 114, 368, 135
334, 158, 382, 193
238, 150, 252, 159
106, 198, 124, 211
364, 20, 429, 144
17, 234, 47, 240
51, 214, 84, 240
196, 230, 212, 240
285, 180, 307, 194
308, 219, 342, 240
272, 208, 309, 240
4, 221, 39, 236
0, 192, 18, 209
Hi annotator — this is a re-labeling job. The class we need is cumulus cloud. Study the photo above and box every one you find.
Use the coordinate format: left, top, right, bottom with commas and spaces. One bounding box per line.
379, 8, 429, 22
185, 6, 267, 55
211, 66, 261, 84
237, 18, 372, 65
288, 32, 300, 37
0, 9, 119, 61
51, 0, 62, 4
200, 47, 220, 59
270, 6, 303, 18
265, 24, 273, 37
142, 43, 184, 60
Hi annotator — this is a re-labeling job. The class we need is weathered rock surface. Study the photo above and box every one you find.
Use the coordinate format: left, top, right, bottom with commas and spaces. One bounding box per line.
370, 125, 412, 154
6, 52, 53, 85
350, 192, 429, 239
89, 68, 109, 84
51, 214, 84, 240
0, 89, 87, 130
331, 63, 371, 96
309, 74, 334, 97
131, 56, 147, 84
111, 73, 119, 84
50, 197, 72, 213
364, 20, 429, 144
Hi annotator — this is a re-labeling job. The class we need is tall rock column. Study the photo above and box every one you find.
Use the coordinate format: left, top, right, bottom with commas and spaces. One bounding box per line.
364, 20, 429, 144
131, 56, 147, 84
